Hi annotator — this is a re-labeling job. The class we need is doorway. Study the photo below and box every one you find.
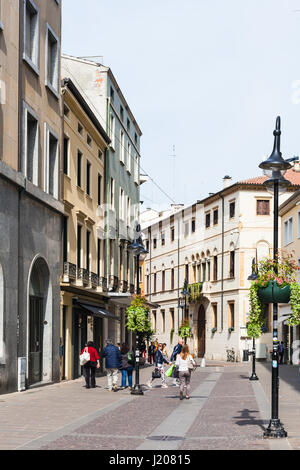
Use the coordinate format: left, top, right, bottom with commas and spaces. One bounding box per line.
198, 305, 206, 358
29, 296, 43, 384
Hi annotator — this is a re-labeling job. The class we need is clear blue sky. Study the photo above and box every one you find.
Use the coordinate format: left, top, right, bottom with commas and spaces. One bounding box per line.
62, 0, 300, 211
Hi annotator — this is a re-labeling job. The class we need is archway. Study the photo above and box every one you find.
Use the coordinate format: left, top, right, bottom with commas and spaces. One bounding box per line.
197, 305, 206, 358
28, 257, 52, 385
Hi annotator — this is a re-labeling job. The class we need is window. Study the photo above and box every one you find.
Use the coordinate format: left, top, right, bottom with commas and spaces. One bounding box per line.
161, 310, 165, 333
109, 114, 115, 148
77, 151, 82, 187
229, 201, 235, 219
134, 154, 139, 184
212, 304, 217, 329
44, 124, 59, 198
77, 225, 82, 268
207, 260, 211, 281
64, 104, 70, 120
127, 118, 130, 132
110, 178, 115, 207
46, 23, 59, 97
135, 133, 138, 145
213, 255, 218, 281
185, 264, 189, 284
284, 217, 293, 245
152, 311, 157, 331
127, 142, 131, 173
120, 106, 124, 121
171, 268, 175, 290
213, 208, 218, 225
24, 0, 39, 73
126, 197, 131, 226
86, 161, 91, 195
257, 199, 270, 216
86, 230, 91, 272
78, 122, 83, 136
97, 239, 101, 277
98, 174, 102, 206
22, 103, 39, 186
153, 238, 157, 249
205, 212, 211, 228
171, 226, 175, 242
170, 309, 175, 331
146, 274, 150, 294
191, 218, 196, 233
63, 216, 68, 263
161, 232, 165, 246
98, 149, 103, 161
110, 86, 114, 103
162, 270, 165, 291
154, 273, 157, 293
87, 134, 92, 148
63, 136, 69, 175
202, 262, 206, 282
120, 131, 125, 163
230, 250, 235, 278
228, 303, 235, 330
119, 188, 125, 220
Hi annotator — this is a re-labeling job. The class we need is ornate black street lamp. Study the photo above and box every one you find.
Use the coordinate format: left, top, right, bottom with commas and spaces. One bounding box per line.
258, 116, 289, 438
128, 232, 148, 396
248, 259, 259, 381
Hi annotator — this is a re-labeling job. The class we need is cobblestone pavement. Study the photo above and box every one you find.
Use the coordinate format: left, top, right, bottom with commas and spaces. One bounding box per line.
0, 361, 299, 451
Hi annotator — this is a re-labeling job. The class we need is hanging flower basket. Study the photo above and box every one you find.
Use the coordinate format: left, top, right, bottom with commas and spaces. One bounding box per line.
257, 280, 290, 304
247, 252, 300, 337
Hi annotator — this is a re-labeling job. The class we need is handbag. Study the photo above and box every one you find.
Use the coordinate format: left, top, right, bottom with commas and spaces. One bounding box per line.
152, 367, 161, 379
80, 347, 90, 366
165, 364, 175, 377
172, 365, 179, 379
187, 356, 195, 372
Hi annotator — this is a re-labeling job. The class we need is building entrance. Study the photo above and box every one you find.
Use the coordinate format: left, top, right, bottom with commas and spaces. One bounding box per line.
197, 305, 206, 358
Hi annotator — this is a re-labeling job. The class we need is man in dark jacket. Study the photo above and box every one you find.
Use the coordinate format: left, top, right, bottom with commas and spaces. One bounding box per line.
170, 339, 183, 386
102, 339, 122, 391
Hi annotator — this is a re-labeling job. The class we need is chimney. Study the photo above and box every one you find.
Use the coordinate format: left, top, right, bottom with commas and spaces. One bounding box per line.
223, 175, 232, 189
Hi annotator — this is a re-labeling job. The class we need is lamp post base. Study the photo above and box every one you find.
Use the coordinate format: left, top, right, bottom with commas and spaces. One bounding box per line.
249, 373, 259, 381
263, 419, 287, 439
131, 385, 144, 396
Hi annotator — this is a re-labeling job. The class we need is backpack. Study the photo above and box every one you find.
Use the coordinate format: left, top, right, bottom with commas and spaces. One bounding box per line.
127, 351, 135, 365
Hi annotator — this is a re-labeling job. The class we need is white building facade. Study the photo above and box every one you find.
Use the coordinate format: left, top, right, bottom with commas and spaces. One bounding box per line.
142, 170, 300, 362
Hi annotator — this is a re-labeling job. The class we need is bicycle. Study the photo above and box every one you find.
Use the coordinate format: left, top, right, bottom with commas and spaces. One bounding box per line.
226, 347, 235, 362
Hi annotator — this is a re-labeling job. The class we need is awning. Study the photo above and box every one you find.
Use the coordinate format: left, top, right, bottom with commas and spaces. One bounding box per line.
77, 302, 119, 321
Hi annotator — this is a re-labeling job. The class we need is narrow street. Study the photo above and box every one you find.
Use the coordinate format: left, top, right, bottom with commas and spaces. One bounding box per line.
0, 362, 299, 451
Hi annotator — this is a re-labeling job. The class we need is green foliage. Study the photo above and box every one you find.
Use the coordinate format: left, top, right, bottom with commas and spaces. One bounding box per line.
178, 322, 192, 339
288, 281, 300, 326
126, 295, 152, 335
247, 282, 266, 338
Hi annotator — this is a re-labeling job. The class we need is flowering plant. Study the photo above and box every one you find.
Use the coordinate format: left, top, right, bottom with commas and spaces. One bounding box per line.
247, 252, 300, 337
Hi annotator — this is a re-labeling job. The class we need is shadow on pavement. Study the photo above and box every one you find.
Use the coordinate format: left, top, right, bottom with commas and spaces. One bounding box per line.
233, 408, 267, 432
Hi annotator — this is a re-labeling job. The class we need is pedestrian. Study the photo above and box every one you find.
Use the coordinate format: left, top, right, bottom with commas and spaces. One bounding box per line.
101, 339, 122, 391
175, 344, 195, 400
120, 343, 135, 390
278, 341, 285, 364
162, 343, 169, 361
140, 341, 146, 359
148, 342, 155, 364
81, 341, 100, 389
147, 343, 171, 389
170, 338, 183, 386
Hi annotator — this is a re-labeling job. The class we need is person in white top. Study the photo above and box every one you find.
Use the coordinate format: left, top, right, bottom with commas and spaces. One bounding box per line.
175, 344, 196, 400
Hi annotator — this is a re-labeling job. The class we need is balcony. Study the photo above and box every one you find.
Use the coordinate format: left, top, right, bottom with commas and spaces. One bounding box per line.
90, 272, 99, 289
109, 275, 119, 292
63, 262, 77, 283
130, 283, 135, 294
187, 282, 203, 302
120, 280, 128, 293
77, 268, 89, 285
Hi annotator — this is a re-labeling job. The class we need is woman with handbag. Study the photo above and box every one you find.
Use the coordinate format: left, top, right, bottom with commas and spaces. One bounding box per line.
175, 344, 195, 400
81, 341, 100, 389
120, 343, 135, 390
147, 343, 171, 389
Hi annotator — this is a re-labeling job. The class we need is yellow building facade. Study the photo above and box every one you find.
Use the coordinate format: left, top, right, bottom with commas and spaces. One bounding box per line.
60, 78, 113, 381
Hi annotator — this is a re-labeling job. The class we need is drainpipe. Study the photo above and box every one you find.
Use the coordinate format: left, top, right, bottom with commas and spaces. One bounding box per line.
220, 194, 224, 332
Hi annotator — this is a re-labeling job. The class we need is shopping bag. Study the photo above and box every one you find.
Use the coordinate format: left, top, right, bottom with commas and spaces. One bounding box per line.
165, 364, 175, 377
80, 347, 90, 366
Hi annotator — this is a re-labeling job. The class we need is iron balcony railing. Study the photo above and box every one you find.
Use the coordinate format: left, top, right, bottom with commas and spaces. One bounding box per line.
63, 262, 77, 282
77, 268, 89, 285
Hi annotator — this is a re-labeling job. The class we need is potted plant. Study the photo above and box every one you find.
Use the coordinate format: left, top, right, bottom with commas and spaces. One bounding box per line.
248, 252, 300, 334
126, 295, 154, 345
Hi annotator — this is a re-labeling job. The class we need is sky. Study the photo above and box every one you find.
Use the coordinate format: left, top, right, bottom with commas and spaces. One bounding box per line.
62, 0, 300, 212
